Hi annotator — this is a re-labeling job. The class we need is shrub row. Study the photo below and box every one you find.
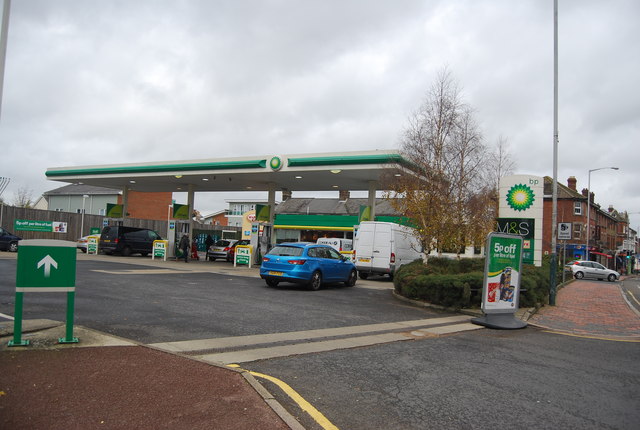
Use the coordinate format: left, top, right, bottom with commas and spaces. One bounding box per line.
394, 256, 555, 309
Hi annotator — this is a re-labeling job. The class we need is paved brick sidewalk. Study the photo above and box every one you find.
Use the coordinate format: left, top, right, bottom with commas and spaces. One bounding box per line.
0, 345, 293, 430
528, 279, 640, 338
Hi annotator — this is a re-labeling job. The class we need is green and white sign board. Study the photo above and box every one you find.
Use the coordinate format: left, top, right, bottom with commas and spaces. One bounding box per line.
17, 240, 77, 292
15, 219, 68, 233
234, 245, 252, 267
87, 235, 100, 255
9, 240, 79, 346
472, 233, 527, 330
152, 240, 169, 261
498, 175, 543, 267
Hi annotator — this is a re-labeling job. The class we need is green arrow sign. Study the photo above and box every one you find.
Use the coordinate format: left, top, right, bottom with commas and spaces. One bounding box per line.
16, 240, 77, 292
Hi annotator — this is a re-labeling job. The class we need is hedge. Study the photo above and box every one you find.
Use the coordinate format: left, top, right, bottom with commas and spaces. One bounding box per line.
394, 256, 555, 309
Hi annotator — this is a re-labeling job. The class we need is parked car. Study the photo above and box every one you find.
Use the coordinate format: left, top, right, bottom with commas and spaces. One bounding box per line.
76, 235, 91, 253
99, 226, 162, 256
0, 227, 21, 252
228, 239, 251, 261
565, 260, 619, 282
260, 242, 357, 290
206, 239, 238, 261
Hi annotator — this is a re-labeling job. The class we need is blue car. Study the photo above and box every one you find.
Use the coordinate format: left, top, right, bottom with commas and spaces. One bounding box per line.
260, 242, 357, 290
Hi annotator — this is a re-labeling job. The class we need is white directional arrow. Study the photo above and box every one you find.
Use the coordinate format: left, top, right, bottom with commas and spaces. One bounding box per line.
37, 255, 58, 278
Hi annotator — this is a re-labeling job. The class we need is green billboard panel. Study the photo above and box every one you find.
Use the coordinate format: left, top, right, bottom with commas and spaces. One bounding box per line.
106, 204, 123, 218
173, 203, 189, 220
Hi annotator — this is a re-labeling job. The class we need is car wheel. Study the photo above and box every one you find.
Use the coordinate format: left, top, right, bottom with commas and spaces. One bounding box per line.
344, 270, 357, 287
141, 252, 148, 257
359, 272, 369, 280
266, 278, 279, 287
209, 256, 215, 261
122, 246, 132, 257
9, 242, 18, 252
308, 271, 322, 291
574, 271, 584, 279
608, 274, 617, 282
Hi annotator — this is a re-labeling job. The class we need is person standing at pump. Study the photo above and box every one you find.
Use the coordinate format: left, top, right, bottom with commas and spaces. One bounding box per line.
205, 234, 214, 253
179, 234, 190, 263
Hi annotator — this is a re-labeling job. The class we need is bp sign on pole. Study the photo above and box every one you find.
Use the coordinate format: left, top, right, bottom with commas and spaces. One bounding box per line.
9, 240, 79, 346
472, 233, 527, 330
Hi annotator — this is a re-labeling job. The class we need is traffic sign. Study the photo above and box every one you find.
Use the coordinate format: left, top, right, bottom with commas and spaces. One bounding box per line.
558, 222, 572, 240
10, 240, 79, 346
16, 240, 76, 292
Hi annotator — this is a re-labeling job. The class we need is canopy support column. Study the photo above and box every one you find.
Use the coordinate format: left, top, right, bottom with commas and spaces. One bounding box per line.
368, 180, 377, 221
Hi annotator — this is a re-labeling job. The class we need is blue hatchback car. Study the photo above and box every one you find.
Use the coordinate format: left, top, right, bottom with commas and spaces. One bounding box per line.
260, 242, 357, 290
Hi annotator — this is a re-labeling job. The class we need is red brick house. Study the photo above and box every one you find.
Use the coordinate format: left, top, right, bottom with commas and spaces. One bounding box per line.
543, 176, 627, 269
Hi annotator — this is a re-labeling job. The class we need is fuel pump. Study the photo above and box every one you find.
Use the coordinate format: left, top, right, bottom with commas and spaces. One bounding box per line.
250, 222, 273, 264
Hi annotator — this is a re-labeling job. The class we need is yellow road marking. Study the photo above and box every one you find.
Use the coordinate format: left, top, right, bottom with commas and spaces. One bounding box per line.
543, 330, 640, 343
228, 364, 339, 430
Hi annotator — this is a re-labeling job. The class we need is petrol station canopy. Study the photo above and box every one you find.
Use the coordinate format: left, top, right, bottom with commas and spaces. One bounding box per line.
45, 150, 415, 194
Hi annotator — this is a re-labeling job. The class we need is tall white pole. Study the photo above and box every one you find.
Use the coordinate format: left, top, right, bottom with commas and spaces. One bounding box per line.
0, 0, 11, 120
550, 0, 559, 305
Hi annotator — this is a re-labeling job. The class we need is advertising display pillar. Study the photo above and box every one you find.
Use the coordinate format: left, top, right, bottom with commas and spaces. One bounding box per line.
472, 233, 527, 330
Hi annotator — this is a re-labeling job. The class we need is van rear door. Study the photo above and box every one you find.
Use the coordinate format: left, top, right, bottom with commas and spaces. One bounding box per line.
355, 222, 392, 272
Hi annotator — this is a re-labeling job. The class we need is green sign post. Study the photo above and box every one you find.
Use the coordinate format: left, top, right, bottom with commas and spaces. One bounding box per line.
471, 233, 527, 330
9, 240, 79, 346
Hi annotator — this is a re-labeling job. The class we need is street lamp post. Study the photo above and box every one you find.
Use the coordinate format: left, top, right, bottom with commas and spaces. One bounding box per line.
585, 167, 619, 260
80, 194, 89, 237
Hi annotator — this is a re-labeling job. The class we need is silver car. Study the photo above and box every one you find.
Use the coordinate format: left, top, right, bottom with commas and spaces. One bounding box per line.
566, 260, 619, 282
206, 239, 238, 261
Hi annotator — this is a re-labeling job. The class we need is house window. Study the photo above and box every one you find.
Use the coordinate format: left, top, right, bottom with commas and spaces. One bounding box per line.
573, 223, 582, 240
98, 208, 105, 216
573, 201, 582, 215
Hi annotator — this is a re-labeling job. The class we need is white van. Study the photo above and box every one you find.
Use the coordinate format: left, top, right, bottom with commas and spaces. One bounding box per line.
353, 221, 423, 279
316, 237, 353, 252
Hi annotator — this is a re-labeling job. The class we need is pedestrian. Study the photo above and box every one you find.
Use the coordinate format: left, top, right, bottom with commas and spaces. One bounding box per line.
179, 234, 190, 263
205, 234, 214, 252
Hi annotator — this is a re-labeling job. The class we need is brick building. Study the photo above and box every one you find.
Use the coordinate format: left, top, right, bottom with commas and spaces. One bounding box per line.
543, 176, 628, 269
43, 184, 172, 221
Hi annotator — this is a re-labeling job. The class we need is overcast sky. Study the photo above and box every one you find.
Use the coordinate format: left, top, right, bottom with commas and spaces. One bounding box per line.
1, 0, 638, 228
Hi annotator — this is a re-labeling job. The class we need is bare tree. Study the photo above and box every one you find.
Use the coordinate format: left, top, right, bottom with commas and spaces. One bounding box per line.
13, 186, 34, 208
385, 68, 494, 258
486, 135, 516, 192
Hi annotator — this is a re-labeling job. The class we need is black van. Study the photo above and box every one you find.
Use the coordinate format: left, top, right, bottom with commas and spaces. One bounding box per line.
99, 226, 162, 256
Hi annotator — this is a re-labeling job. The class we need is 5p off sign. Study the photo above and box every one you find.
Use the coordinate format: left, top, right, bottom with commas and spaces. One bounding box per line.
472, 233, 527, 330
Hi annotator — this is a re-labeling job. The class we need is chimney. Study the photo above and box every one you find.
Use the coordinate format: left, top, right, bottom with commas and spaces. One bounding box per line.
281, 189, 292, 201
339, 190, 350, 201
567, 176, 577, 191
581, 188, 589, 197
